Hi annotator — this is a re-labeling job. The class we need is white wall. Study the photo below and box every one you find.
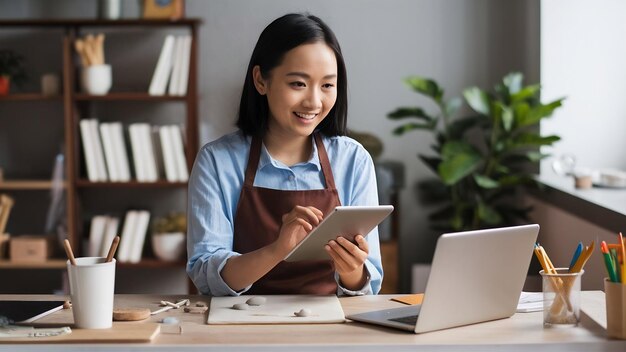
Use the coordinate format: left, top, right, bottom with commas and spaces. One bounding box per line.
541, 0, 626, 172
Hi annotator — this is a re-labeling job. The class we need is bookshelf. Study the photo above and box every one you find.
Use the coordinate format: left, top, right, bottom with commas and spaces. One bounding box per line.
0, 19, 200, 272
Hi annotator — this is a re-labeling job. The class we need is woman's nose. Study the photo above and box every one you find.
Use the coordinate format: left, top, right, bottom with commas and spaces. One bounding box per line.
302, 88, 322, 109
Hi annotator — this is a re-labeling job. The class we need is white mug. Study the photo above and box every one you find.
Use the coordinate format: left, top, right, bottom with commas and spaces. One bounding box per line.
67, 257, 116, 329
41, 73, 60, 96
81, 64, 112, 95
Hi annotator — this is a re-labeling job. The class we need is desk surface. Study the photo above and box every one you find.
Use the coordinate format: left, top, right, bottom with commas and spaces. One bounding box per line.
2, 292, 625, 352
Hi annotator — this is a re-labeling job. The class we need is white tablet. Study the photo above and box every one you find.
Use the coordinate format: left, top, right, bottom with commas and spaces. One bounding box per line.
284, 205, 394, 262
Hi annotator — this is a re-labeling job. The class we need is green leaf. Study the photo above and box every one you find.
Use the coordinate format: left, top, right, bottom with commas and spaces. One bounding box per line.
511, 84, 540, 103
501, 105, 514, 131
438, 142, 482, 185
512, 133, 560, 147
502, 72, 523, 94
526, 151, 549, 162
388, 107, 433, 122
518, 99, 565, 127
463, 87, 490, 115
445, 97, 462, 117
474, 174, 499, 189
404, 76, 443, 101
448, 115, 486, 139
392, 122, 435, 135
478, 202, 502, 224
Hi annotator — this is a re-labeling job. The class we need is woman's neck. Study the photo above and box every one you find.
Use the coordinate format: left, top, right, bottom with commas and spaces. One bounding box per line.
263, 131, 312, 167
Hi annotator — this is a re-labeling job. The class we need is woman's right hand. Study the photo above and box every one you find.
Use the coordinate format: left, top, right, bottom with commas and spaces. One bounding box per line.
273, 205, 324, 256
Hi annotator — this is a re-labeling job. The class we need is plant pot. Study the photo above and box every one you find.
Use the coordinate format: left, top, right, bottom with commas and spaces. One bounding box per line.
0, 76, 10, 95
151, 232, 185, 262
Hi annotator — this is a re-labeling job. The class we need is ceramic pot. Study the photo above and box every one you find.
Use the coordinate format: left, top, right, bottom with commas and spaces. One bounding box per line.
151, 232, 185, 262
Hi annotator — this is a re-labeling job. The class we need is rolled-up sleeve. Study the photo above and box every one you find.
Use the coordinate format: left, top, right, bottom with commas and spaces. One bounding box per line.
186, 146, 251, 296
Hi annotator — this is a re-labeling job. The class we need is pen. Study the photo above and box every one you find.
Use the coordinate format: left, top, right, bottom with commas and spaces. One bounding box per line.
568, 242, 583, 271
609, 248, 621, 283
620, 233, 626, 284
601, 241, 618, 283
570, 241, 594, 274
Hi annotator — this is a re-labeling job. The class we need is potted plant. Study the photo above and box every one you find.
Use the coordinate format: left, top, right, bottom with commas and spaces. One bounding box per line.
389, 72, 564, 231
151, 212, 186, 262
0, 49, 27, 95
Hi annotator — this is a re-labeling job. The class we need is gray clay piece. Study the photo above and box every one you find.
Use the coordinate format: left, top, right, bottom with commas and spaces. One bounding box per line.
162, 317, 180, 324
294, 308, 312, 317
232, 303, 249, 310
245, 296, 266, 306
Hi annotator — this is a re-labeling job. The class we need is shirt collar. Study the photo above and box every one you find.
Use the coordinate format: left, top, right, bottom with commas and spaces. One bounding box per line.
258, 136, 322, 171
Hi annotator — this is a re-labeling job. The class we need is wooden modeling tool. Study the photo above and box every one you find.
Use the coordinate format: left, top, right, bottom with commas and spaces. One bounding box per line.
106, 236, 120, 262
63, 239, 77, 265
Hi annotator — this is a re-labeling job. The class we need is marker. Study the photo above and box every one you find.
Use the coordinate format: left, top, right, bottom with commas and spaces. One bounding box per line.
568, 242, 583, 271
601, 241, 618, 283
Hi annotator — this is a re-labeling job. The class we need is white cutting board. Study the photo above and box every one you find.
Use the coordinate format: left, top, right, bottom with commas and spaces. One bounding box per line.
207, 295, 345, 324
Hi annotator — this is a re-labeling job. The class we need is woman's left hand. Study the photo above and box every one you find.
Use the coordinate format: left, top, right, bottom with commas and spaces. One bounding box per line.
324, 235, 368, 290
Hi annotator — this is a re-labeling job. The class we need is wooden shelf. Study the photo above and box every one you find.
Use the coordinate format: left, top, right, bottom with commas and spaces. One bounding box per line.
0, 180, 67, 190
74, 93, 187, 101
0, 19, 201, 27
0, 93, 62, 101
117, 259, 186, 268
75, 180, 187, 188
0, 260, 67, 269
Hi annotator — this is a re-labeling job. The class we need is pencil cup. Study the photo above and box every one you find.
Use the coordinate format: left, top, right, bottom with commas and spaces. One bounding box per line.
605, 279, 626, 339
540, 268, 584, 326
80, 64, 112, 95
67, 257, 116, 329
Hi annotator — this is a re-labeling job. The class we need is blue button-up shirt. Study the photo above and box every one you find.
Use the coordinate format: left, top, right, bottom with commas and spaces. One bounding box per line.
187, 131, 383, 296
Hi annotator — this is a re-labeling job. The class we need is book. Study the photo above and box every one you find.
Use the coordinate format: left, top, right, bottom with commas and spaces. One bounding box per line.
159, 125, 178, 182
88, 119, 109, 181
79, 119, 99, 182
148, 35, 175, 96
168, 125, 189, 181
138, 124, 158, 182
117, 211, 138, 262
168, 36, 184, 96
176, 35, 192, 96
88, 215, 108, 257
99, 123, 119, 181
129, 210, 151, 263
100, 216, 120, 258
129, 124, 147, 181
109, 122, 131, 182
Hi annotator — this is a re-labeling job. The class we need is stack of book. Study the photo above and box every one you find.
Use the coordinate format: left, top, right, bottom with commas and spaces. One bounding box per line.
148, 34, 192, 96
79, 120, 188, 183
89, 210, 151, 263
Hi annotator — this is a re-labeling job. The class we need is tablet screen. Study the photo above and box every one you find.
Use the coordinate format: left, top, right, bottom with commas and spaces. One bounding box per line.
0, 300, 65, 324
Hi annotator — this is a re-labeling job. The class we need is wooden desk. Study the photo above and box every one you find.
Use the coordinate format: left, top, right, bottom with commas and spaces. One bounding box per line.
2, 292, 625, 351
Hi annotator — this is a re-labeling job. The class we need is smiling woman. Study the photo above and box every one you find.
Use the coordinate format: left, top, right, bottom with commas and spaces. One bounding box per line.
186, 13, 383, 297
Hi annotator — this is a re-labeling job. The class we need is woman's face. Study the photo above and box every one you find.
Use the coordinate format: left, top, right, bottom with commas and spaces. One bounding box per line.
254, 42, 338, 139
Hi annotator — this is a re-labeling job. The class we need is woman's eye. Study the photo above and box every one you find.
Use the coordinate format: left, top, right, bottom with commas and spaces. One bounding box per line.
322, 83, 335, 89
290, 81, 306, 88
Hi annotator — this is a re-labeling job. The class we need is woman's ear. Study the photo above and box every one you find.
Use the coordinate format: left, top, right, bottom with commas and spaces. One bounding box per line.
252, 65, 267, 95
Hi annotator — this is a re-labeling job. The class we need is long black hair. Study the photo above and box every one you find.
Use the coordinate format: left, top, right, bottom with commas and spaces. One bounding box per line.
236, 13, 348, 137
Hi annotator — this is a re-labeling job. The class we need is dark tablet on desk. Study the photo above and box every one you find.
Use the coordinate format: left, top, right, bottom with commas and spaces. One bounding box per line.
0, 300, 65, 324
284, 205, 394, 262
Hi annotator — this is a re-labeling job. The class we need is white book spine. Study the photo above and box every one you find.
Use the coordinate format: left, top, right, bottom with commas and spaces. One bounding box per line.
159, 126, 178, 182
168, 36, 183, 96
177, 35, 192, 96
110, 122, 131, 182
129, 210, 151, 263
79, 119, 99, 182
88, 215, 108, 257
169, 125, 189, 182
117, 211, 138, 263
138, 124, 158, 182
100, 216, 120, 258
129, 124, 146, 181
148, 35, 175, 96
89, 119, 109, 181
99, 123, 119, 182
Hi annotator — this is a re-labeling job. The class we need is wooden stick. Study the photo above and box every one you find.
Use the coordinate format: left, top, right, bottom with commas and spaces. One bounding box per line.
105, 236, 120, 262
63, 239, 77, 265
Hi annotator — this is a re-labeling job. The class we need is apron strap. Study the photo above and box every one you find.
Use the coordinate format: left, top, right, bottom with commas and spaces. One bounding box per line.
244, 133, 337, 190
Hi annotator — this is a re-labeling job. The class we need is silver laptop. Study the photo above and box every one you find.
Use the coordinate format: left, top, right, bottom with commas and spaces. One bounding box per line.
347, 224, 539, 333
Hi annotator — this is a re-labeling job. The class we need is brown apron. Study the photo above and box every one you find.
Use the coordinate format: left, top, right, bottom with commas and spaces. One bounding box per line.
233, 133, 341, 294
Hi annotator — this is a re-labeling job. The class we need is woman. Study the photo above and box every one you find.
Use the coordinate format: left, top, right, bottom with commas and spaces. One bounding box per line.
187, 13, 383, 296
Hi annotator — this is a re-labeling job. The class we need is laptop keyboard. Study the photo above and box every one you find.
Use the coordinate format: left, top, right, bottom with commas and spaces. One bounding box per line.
388, 314, 418, 326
